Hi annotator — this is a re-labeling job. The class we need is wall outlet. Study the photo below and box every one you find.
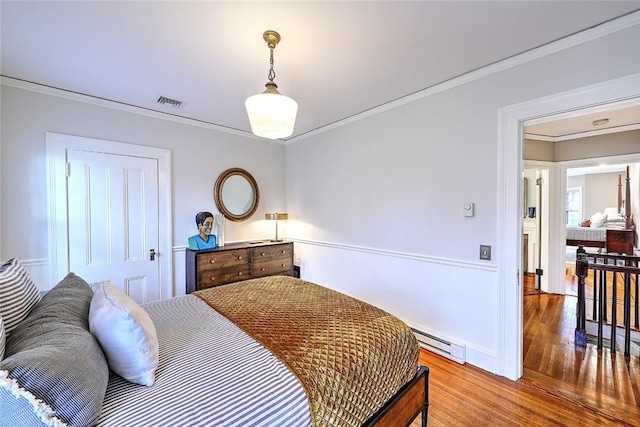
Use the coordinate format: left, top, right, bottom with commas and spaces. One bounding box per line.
479, 245, 491, 260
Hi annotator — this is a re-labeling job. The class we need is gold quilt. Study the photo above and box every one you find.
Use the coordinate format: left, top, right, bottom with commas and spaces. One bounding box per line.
195, 275, 419, 427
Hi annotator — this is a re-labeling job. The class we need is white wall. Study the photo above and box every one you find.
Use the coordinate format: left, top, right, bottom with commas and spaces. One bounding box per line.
568, 171, 626, 220
555, 130, 640, 161
586, 172, 624, 217
285, 22, 640, 373
0, 83, 287, 291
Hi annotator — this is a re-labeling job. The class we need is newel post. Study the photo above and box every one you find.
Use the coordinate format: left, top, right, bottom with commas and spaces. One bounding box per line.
575, 253, 588, 347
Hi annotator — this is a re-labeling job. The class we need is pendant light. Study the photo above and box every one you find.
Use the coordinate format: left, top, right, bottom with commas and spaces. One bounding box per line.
245, 31, 298, 139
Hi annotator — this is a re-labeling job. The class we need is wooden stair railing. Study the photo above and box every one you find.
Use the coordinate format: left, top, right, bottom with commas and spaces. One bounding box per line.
575, 248, 640, 358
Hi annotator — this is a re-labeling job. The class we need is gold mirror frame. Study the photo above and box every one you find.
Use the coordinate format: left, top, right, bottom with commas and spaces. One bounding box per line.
214, 168, 260, 222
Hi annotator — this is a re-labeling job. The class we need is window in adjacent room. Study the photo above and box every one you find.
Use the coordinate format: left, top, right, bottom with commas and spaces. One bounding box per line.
566, 187, 582, 226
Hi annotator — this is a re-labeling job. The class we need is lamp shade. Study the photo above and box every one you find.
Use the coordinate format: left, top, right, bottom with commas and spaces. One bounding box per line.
265, 213, 288, 221
246, 89, 298, 140
265, 212, 288, 241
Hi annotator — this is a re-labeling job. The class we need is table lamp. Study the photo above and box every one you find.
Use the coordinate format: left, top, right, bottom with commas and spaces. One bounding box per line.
265, 212, 288, 241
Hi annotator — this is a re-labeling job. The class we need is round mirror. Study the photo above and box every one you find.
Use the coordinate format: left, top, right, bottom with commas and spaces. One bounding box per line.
214, 168, 259, 222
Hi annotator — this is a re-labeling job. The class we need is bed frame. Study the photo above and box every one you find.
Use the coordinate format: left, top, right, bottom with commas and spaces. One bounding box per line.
566, 166, 636, 253
365, 365, 430, 427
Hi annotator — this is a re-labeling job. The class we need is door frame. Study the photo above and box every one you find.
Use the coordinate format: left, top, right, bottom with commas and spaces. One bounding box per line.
497, 72, 640, 381
46, 132, 173, 299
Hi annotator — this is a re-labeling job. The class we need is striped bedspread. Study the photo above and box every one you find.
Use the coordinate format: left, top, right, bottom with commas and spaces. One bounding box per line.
97, 295, 311, 426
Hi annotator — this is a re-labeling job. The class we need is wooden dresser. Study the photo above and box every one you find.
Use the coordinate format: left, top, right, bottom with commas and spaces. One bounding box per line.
185, 241, 294, 293
606, 229, 635, 255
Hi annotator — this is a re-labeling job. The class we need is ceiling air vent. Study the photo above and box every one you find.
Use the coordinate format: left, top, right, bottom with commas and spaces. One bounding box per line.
157, 96, 183, 108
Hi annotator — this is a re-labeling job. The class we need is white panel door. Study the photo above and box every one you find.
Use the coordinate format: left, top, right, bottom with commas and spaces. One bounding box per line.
67, 149, 160, 303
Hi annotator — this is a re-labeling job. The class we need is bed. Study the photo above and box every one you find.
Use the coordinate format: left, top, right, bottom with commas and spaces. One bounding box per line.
566, 166, 636, 254
0, 262, 429, 427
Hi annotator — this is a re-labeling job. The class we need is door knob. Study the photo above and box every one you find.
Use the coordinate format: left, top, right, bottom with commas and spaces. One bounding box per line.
150, 249, 156, 261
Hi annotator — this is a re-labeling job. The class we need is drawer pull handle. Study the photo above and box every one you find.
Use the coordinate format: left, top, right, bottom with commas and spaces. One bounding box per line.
282, 264, 286, 267
261, 268, 266, 271
209, 260, 215, 264
210, 277, 215, 281
282, 250, 286, 254
238, 272, 243, 276
261, 252, 266, 256
238, 256, 243, 260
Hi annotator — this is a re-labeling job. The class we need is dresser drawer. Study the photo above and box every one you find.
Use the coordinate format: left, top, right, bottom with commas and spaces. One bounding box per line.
252, 258, 293, 278
197, 266, 251, 289
608, 230, 633, 244
196, 249, 250, 272
606, 230, 634, 255
251, 243, 292, 261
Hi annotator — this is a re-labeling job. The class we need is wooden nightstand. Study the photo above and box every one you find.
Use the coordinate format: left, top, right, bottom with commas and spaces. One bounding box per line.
606, 229, 635, 255
185, 241, 294, 293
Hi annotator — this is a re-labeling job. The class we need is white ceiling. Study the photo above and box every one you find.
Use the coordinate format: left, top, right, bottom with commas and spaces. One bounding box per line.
2, 1, 639, 141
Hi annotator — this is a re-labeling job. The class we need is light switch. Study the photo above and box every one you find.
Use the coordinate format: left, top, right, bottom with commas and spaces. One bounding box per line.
463, 202, 475, 217
480, 245, 491, 260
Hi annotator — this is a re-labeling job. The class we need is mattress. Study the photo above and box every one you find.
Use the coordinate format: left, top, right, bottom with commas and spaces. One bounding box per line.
97, 294, 311, 427
566, 223, 627, 242
566, 226, 607, 242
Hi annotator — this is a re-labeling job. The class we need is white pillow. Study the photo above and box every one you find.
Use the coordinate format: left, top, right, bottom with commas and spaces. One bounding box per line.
603, 207, 619, 218
0, 258, 41, 334
89, 281, 159, 386
589, 212, 607, 228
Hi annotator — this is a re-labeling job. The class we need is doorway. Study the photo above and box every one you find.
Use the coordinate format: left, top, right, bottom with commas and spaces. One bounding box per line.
522, 164, 552, 294
46, 132, 173, 303
497, 73, 640, 381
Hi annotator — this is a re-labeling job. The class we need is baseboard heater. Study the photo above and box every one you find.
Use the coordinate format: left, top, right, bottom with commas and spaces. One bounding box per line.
411, 328, 466, 364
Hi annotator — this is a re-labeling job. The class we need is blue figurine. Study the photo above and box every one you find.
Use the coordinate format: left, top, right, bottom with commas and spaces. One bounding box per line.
188, 211, 217, 250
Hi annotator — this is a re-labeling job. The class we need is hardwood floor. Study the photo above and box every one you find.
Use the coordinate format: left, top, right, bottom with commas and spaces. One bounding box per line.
407, 270, 639, 426
410, 350, 637, 426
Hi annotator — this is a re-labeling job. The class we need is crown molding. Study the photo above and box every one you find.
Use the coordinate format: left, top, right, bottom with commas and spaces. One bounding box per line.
525, 123, 640, 142
0, 76, 287, 145
286, 10, 640, 144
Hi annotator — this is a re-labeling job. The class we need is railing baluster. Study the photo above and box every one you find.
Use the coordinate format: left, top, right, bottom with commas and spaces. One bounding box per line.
624, 271, 631, 358
592, 268, 598, 321
635, 269, 639, 329
597, 269, 605, 351
610, 271, 617, 353
602, 266, 608, 323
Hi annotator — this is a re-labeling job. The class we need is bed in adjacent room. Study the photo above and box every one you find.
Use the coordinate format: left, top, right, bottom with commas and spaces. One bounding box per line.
0, 261, 429, 427
566, 166, 636, 255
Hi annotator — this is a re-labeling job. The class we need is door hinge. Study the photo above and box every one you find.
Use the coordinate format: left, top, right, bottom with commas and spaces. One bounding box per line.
65, 162, 71, 177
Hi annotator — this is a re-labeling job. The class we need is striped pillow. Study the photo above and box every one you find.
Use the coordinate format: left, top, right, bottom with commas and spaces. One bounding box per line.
0, 258, 41, 334
0, 315, 5, 360
0, 273, 109, 427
